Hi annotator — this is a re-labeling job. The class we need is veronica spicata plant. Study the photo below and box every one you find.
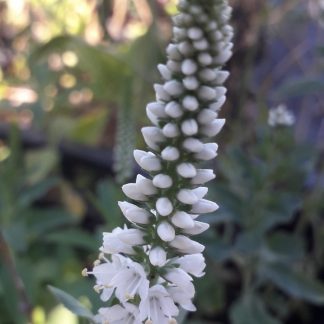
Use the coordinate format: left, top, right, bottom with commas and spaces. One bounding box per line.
83, 1, 233, 323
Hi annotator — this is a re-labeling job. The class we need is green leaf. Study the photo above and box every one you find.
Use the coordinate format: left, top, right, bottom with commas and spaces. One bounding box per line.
45, 229, 100, 251
230, 294, 281, 324
18, 177, 58, 208
259, 263, 324, 304
48, 285, 94, 321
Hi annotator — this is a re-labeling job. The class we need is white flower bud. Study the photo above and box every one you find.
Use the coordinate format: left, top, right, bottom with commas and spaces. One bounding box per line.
214, 49, 232, 65
197, 109, 217, 124
170, 235, 205, 254
192, 187, 208, 199
176, 253, 206, 277
156, 197, 173, 216
149, 246, 167, 266
177, 189, 199, 205
134, 150, 161, 171
164, 80, 184, 97
189, 5, 202, 15
118, 228, 145, 245
161, 146, 180, 161
215, 86, 227, 97
206, 21, 218, 32
136, 174, 157, 195
118, 201, 152, 224
209, 30, 222, 42
200, 119, 225, 137
183, 76, 199, 90
209, 95, 226, 112
182, 95, 199, 111
157, 222, 176, 242
171, 211, 195, 229
165, 101, 183, 118
181, 119, 198, 136
146, 102, 166, 117
199, 68, 217, 82
198, 52, 213, 66
191, 169, 216, 185
181, 59, 198, 75
215, 70, 230, 84
176, 163, 197, 178
166, 44, 182, 61
198, 86, 217, 101
193, 38, 209, 51
187, 27, 203, 40
182, 138, 204, 153
167, 60, 181, 73
153, 174, 173, 189
173, 27, 186, 41
154, 84, 171, 101
142, 126, 165, 150
190, 199, 219, 213
157, 64, 172, 80
146, 108, 159, 126
178, 41, 194, 56
194, 143, 218, 161
163, 123, 180, 138
122, 183, 147, 201
182, 221, 210, 235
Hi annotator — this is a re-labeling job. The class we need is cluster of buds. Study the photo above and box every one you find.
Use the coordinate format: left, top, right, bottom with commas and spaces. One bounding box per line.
268, 104, 295, 127
83, 0, 233, 323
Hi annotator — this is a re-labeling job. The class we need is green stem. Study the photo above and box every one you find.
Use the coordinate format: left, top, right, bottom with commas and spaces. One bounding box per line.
0, 230, 33, 323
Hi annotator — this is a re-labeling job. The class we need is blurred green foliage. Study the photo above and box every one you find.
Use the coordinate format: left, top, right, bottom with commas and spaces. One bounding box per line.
0, 0, 323, 323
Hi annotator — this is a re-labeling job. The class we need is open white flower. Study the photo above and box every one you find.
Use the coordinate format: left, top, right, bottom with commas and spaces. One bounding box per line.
139, 285, 179, 324
95, 303, 141, 324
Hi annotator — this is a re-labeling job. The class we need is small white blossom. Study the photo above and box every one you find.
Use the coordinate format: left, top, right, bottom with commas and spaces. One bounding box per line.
149, 246, 167, 266
191, 199, 219, 213
153, 174, 173, 189
161, 146, 180, 161
165, 101, 183, 118
268, 104, 295, 127
170, 235, 205, 254
156, 197, 173, 216
95, 303, 141, 324
157, 221, 176, 242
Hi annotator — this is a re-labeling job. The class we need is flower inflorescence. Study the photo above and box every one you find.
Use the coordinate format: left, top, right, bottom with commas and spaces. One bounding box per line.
84, 1, 233, 323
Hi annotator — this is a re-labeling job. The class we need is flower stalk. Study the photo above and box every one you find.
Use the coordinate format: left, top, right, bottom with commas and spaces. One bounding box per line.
84, 0, 233, 323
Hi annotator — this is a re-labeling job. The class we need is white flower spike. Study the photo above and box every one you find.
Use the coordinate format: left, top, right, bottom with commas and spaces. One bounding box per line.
86, 1, 233, 322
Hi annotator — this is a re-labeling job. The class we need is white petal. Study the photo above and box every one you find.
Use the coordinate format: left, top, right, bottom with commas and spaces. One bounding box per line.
154, 84, 171, 101
156, 197, 173, 216
170, 235, 205, 254
177, 189, 199, 205
183, 76, 199, 90
192, 186, 208, 199
178, 41, 194, 56
200, 119, 225, 137
209, 95, 226, 112
191, 169, 216, 184
181, 119, 198, 136
136, 174, 157, 195
190, 199, 219, 213
215, 70, 230, 83
162, 123, 180, 138
134, 151, 161, 171
181, 59, 197, 75
161, 146, 180, 161
177, 253, 206, 277
171, 211, 195, 229
198, 86, 217, 101
197, 109, 217, 124
187, 27, 203, 40
176, 163, 197, 178
157, 64, 172, 80
164, 80, 184, 97
182, 221, 210, 235
166, 44, 182, 60
198, 52, 213, 66
146, 102, 166, 118
182, 138, 204, 153
194, 143, 218, 161
153, 174, 173, 189
142, 127, 165, 150
122, 183, 147, 201
118, 229, 145, 245
165, 101, 183, 118
118, 201, 151, 224
182, 95, 199, 111
199, 68, 217, 82
157, 222, 175, 242
149, 246, 167, 266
